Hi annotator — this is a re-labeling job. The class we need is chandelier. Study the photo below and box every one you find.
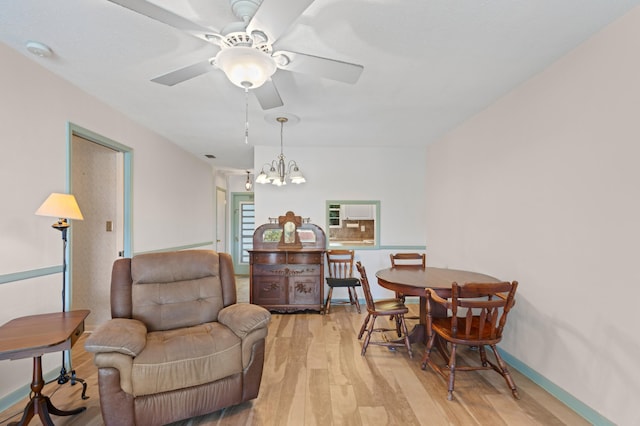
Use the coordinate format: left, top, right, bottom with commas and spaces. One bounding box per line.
255, 117, 305, 186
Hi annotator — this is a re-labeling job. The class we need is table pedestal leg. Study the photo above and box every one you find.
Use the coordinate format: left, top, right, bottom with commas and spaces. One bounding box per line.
390, 296, 448, 346
9, 356, 85, 426
404, 324, 426, 344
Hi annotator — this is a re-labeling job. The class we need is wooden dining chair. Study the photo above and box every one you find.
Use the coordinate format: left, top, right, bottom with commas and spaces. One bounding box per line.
421, 281, 519, 401
389, 252, 426, 269
325, 249, 361, 314
355, 261, 413, 358
389, 253, 425, 319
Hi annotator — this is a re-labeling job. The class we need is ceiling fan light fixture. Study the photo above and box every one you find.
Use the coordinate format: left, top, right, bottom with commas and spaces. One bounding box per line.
215, 46, 276, 89
204, 33, 224, 45
272, 52, 290, 67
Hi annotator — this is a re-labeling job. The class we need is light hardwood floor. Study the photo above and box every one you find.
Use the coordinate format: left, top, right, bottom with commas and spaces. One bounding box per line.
0, 305, 588, 426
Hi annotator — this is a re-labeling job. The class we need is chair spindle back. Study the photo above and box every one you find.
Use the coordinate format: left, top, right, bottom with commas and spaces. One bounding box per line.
355, 261, 376, 311
326, 250, 355, 279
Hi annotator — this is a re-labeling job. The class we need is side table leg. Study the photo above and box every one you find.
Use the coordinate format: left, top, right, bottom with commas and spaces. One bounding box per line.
7, 398, 36, 426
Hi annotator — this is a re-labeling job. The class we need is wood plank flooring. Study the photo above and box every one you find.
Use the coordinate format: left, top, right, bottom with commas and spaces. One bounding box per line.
0, 305, 588, 426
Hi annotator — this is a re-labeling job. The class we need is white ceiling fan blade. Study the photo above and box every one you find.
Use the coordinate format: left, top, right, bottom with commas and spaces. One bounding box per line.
107, 0, 219, 42
253, 79, 284, 110
276, 51, 364, 84
151, 60, 214, 86
247, 0, 315, 44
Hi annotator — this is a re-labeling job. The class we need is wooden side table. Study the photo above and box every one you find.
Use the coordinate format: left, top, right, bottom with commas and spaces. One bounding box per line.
0, 310, 90, 426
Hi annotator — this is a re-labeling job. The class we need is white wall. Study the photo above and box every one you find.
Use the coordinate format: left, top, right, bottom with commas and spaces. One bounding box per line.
424, 8, 640, 426
0, 42, 214, 403
254, 145, 427, 298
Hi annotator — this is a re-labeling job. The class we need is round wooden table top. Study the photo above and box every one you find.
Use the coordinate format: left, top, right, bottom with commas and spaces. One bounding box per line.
375, 267, 502, 297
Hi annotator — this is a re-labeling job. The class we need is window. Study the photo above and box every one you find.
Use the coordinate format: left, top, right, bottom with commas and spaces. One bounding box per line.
328, 204, 341, 228
325, 201, 379, 248
239, 202, 254, 263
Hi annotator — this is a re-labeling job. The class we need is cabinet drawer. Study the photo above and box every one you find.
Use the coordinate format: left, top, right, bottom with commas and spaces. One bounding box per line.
70, 321, 85, 347
252, 252, 287, 264
288, 252, 322, 264
286, 264, 320, 276
253, 264, 289, 276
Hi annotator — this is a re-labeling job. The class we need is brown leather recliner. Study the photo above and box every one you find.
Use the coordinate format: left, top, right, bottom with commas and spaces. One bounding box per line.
85, 250, 271, 426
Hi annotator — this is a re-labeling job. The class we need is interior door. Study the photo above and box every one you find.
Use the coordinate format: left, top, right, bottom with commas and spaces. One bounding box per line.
70, 134, 123, 330
232, 193, 254, 275
216, 187, 227, 253
69, 124, 131, 333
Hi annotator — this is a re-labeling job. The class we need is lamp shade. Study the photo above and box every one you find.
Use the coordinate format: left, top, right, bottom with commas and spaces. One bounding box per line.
215, 46, 277, 89
35, 193, 84, 220
255, 171, 269, 184
289, 166, 306, 184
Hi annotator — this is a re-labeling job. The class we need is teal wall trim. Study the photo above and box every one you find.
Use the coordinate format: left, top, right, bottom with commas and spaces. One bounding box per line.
0, 266, 61, 285
1, 242, 215, 284
378, 245, 426, 250
0, 368, 58, 413
134, 242, 214, 256
498, 348, 613, 426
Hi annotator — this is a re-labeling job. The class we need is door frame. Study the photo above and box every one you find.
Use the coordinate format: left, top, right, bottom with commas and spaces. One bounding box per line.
216, 186, 227, 253
67, 122, 133, 270
231, 192, 254, 275
64, 122, 132, 368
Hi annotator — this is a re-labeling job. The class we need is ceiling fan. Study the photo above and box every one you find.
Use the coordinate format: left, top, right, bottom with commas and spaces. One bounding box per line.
108, 0, 364, 110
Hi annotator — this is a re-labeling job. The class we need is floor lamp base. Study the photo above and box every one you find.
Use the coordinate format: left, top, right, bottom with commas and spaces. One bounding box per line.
54, 364, 89, 400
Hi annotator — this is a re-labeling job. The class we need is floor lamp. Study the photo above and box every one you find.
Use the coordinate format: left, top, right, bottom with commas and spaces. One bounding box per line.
35, 192, 89, 399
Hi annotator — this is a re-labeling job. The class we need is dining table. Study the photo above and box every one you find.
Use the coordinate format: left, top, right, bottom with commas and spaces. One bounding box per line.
375, 266, 503, 344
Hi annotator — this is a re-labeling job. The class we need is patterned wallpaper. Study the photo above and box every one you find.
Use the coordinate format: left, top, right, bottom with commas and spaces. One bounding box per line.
71, 135, 121, 330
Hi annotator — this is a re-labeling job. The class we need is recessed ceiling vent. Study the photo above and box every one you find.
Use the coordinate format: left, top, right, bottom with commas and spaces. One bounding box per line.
204, 154, 216, 159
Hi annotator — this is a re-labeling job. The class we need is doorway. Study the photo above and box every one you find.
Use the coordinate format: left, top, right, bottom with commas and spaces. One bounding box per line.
68, 123, 131, 330
232, 192, 254, 275
216, 187, 227, 253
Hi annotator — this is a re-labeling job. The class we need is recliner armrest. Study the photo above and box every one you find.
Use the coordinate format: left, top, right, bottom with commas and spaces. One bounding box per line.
85, 318, 147, 357
218, 303, 271, 339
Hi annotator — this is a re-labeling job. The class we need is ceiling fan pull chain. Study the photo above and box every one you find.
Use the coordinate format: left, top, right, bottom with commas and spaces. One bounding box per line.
244, 88, 249, 144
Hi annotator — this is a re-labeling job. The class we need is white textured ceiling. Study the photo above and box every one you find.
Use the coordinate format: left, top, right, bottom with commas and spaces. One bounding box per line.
2, 0, 639, 171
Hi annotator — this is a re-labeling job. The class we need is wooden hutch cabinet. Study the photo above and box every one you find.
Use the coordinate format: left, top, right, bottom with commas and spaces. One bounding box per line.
249, 211, 326, 313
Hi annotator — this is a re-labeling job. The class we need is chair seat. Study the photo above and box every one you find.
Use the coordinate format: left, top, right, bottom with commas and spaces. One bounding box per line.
356, 261, 413, 358
326, 277, 361, 287
432, 317, 501, 345
325, 250, 361, 314
371, 299, 409, 316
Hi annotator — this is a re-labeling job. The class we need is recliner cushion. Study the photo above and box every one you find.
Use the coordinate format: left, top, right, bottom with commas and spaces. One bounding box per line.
131, 251, 224, 331
131, 322, 242, 396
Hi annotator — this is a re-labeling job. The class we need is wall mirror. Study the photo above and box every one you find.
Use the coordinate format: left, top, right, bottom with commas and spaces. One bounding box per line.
325, 200, 380, 249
